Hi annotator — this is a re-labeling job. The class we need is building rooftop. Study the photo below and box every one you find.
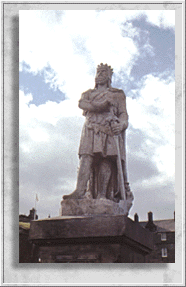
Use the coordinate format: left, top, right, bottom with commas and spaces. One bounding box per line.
139, 219, 175, 232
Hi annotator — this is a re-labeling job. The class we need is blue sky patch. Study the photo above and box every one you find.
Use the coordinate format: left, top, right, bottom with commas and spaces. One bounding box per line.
130, 18, 175, 82
20, 62, 66, 106
112, 18, 175, 98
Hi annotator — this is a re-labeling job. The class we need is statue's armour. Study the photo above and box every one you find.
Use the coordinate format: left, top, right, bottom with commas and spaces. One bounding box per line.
78, 88, 128, 160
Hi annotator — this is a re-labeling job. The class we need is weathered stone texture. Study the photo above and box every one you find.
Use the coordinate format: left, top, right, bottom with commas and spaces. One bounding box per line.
61, 197, 133, 216
29, 215, 153, 263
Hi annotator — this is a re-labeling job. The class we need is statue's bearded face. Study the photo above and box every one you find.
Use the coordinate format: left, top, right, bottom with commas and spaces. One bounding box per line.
95, 69, 109, 85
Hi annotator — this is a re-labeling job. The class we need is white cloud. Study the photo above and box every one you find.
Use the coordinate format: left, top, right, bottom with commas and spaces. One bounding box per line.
20, 9, 174, 104
154, 144, 175, 177
19, 10, 142, 99
20, 90, 83, 125
19, 89, 86, 218
127, 73, 175, 178
144, 10, 175, 29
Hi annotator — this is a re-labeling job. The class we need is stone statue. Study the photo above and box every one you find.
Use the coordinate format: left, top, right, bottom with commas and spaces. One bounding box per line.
63, 63, 133, 208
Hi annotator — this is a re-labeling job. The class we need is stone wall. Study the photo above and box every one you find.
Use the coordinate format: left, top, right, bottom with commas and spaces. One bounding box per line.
146, 232, 175, 263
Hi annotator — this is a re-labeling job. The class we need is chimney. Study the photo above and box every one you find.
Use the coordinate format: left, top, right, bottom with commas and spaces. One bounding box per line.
134, 213, 139, 222
29, 208, 38, 220
145, 211, 157, 232
148, 211, 153, 222
29, 208, 35, 220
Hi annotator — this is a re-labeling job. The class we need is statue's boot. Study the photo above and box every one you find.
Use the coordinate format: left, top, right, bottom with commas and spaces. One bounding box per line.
63, 189, 85, 200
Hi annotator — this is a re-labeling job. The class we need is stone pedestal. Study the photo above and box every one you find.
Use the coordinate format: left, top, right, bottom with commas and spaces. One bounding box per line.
61, 198, 133, 216
29, 215, 153, 263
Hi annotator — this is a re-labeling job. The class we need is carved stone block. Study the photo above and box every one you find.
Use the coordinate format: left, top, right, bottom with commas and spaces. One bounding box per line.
61, 196, 133, 216
29, 215, 154, 263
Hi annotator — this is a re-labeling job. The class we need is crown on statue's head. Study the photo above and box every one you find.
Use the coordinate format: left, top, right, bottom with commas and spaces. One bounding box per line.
96, 63, 114, 79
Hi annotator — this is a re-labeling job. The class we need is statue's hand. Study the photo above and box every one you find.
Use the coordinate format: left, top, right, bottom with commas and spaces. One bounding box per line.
111, 121, 125, 135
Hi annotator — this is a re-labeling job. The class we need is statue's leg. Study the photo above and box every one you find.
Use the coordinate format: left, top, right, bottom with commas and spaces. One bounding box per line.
63, 154, 93, 200
97, 158, 112, 199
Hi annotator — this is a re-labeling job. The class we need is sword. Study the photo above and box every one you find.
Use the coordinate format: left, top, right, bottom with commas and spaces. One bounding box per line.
105, 113, 126, 201
113, 134, 126, 201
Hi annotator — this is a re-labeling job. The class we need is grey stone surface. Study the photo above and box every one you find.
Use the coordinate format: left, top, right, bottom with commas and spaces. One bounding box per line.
61, 196, 133, 216
39, 244, 121, 263
29, 215, 153, 251
38, 243, 146, 263
29, 215, 154, 263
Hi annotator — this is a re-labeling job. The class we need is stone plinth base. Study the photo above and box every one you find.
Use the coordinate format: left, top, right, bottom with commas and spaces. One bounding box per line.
61, 197, 133, 216
29, 215, 153, 263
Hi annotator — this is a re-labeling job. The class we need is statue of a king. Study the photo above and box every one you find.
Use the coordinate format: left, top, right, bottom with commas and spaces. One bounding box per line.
63, 63, 131, 202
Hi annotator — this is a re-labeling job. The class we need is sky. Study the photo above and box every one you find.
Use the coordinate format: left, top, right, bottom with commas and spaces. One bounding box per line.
19, 10, 175, 221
